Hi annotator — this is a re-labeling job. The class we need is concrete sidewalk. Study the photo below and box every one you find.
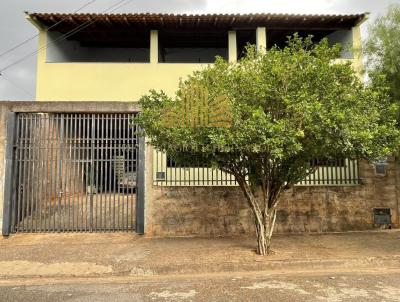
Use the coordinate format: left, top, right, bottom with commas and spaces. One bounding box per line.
0, 230, 399, 279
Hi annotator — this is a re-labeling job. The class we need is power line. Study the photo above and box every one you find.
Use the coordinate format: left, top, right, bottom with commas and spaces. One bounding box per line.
0, 72, 35, 98
0, 0, 134, 73
0, 0, 99, 59
0, 0, 131, 72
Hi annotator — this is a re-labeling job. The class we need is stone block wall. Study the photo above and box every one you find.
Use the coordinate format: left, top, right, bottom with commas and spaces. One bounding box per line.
1, 101, 399, 236
145, 147, 400, 236
146, 186, 253, 236
275, 159, 399, 233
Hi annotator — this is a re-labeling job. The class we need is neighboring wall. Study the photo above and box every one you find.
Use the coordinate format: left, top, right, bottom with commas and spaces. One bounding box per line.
145, 146, 400, 236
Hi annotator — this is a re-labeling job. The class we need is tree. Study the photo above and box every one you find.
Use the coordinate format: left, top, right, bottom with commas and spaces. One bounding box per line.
136, 36, 399, 255
364, 5, 400, 107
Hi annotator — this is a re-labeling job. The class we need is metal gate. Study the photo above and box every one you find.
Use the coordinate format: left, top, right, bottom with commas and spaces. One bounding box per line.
4, 112, 144, 233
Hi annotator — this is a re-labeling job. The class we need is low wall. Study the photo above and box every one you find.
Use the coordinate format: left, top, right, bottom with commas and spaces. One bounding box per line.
145, 151, 400, 236
276, 159, 399, 233
1, 101, 399, 236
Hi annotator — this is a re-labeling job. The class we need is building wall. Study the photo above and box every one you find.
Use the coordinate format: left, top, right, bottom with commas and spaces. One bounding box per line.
35, 30, 206, 102
34, 25, 364, 102
145, 145, 400, 236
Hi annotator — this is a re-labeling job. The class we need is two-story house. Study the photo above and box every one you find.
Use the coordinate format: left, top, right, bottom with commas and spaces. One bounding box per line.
1, 12, 398, 237
28, 12, 364, 101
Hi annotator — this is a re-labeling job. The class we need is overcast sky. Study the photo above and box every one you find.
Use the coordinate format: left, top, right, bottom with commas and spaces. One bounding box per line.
0, 0, 399, 101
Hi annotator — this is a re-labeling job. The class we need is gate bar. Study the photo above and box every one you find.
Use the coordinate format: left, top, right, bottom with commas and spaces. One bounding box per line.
136, 130, 145, 234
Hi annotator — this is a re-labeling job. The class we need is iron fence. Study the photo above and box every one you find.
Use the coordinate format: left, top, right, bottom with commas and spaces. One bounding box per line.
153, 150, 360, 186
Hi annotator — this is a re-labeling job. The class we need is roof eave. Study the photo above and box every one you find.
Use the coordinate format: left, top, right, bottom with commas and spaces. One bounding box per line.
356, 12, 370, 26
25, 12, 368, 31
25, 11, 45, 30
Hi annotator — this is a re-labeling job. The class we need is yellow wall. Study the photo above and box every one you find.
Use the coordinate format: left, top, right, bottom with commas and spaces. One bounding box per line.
35, 26, 363, 102
36, 61, 205, 102
352, 24, 364, 76
36, 30, 206, 102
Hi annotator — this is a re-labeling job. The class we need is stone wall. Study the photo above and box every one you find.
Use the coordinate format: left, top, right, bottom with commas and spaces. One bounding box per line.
146, 186, 253, 236
275, 159, 399, 233
2, 101, 399, 236
145, 148, 400, 236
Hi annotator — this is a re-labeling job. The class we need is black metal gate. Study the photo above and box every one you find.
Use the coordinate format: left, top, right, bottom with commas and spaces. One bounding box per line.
5, 112, 144, 233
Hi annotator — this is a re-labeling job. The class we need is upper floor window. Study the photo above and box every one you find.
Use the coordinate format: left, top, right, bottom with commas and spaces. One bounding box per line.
158, 30, 228, 63
267, 29, 354, 59
236, 29, 256, 59
46, 29, 150, 63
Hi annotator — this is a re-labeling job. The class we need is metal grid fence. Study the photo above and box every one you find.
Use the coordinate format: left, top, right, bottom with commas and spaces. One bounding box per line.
153, 150, 360, 186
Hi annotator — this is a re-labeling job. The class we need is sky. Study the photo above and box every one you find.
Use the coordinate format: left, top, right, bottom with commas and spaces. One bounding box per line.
0, 0, 399, 101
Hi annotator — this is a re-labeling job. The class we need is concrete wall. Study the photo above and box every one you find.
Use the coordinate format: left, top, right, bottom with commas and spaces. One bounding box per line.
0, 106, 9, 232
145, 145, 400, 236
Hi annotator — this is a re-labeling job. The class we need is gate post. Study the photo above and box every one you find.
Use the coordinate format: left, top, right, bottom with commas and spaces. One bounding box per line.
2, 112, 16, 236
136, 133, 145, 234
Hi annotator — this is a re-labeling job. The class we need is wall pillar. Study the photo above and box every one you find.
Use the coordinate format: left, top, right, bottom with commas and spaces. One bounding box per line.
228, 30, 237, 63
150, 30, 158, 64
1, 113, 16, 235
0, 108, 9, 235
256, 27, 267, 52
35, 31, 47, 101
352, 25, 363, 77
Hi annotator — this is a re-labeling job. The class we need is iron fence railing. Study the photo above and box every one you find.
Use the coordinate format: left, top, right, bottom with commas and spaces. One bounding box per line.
153, 150, 360, 186
297, 158, 360, 186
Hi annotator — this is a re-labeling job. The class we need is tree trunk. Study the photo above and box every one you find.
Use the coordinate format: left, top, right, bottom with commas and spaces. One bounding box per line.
235, 175, 280, 256
254, 208, 277, 255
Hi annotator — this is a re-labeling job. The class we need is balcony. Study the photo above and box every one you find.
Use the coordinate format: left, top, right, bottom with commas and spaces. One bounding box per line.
36, 28, 359, 102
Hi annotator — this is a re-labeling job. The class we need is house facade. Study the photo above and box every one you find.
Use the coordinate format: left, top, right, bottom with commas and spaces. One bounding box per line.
0, 12, 398, 236
30, 12, 364, 102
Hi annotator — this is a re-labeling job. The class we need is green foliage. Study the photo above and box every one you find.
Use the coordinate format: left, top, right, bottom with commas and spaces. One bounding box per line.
365, 4, 400, 106
136, 35, 399, 189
